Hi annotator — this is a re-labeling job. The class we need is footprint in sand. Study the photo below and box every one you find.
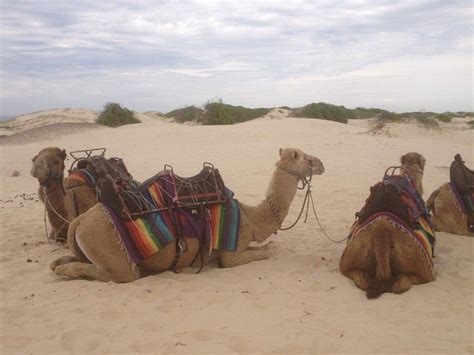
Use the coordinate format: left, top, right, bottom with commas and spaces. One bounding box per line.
59, 328, 101, 352
189, 329, 220, 342
98, 309, 121, 321
0, 334, 32, 351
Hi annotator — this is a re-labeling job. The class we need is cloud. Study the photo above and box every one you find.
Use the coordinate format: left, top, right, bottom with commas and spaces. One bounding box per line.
0, 0, 472, 114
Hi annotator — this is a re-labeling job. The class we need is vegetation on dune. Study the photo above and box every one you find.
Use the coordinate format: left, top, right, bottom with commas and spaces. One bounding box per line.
412, 116, 440, 129
96, 102, 140, 127
199, 100, 270, 125
290, 103, 474, 126
467, 120, 474, 127
291, 102, 354, 123
164, 106, 203, 123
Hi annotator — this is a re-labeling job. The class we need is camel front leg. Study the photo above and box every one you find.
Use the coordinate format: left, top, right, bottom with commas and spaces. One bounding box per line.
392, 273, 429, 294
219, 249, 272, 268
54, 262, 140, 283
345, 270, 369, 290
50, 255, 85, 270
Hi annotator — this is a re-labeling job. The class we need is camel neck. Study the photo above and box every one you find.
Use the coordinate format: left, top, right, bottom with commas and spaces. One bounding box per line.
241, 168, 300, 242
39, 182, 67, 215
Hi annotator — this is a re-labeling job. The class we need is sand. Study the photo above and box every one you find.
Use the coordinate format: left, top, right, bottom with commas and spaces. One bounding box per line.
0, 109, 472, 354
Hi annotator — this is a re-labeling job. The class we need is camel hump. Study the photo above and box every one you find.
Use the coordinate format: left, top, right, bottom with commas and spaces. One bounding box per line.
366, 220, 394, 299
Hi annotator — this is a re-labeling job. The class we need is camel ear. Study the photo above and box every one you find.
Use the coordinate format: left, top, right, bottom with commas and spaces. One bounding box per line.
418, 155, 426, 169
279, 148, 283, 157
400, 153, 408, 165
32, 154, 39, 162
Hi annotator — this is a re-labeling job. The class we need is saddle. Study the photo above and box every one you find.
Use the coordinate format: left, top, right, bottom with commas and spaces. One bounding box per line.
74, 155, 138, 188
450, 154, 474, 195
356, 167, 430, 229
98, 163, 229, 219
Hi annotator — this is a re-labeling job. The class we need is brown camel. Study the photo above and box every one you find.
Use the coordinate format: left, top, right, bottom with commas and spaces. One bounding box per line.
427, 184, 473, 236
50, 147, 325, 282
340, 152, 435, 298
31, 147, 98, 241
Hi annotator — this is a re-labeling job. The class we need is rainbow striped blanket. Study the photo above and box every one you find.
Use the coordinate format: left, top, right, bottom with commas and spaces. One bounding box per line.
101, 188, 240, 265
348, 212, 435, 270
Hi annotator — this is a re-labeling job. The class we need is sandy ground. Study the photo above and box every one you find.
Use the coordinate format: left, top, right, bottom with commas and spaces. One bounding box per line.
0, 109, 473, 354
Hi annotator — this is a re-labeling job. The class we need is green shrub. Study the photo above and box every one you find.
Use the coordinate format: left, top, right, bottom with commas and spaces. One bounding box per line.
467, 120, 474, 127
434, 113, 454, 122
291, 102, 353, 123
97, 102, 140, 127
165, 106, 203, 123
199, 101, 270, 125
352, 107, 391, 119
415, 116, 440, 129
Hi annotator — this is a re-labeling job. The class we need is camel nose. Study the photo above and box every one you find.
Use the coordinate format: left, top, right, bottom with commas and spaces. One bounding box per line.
310, 158, 325, 175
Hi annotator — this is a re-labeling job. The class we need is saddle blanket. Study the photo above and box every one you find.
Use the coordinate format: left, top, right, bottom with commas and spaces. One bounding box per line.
348, 211, 435, 270
449, 182, 474, 215
101, 196, 240, 265
68, 169, 96, 185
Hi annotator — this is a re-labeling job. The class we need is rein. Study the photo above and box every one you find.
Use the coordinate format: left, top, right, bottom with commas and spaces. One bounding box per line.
42, 186, 70, 242
271, 172, 348, 244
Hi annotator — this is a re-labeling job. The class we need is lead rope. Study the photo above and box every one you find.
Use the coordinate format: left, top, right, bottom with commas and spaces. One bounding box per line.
277, 179, 349, 243
308, 190, 348, 243
42, 186, 71, 242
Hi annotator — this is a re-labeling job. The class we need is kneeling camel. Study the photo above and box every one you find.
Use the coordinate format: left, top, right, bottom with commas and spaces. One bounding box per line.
51, 147, 325, 282
340, 152, 434, 298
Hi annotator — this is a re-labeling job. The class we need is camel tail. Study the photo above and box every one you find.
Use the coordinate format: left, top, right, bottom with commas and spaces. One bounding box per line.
366, 221, 393, 299
67, 215, 88, 262
426, 187, 441, 214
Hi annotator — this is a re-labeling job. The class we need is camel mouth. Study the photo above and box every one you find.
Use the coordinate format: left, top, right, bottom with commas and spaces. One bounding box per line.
312, 166, 325, 175
310, 162, 325, 176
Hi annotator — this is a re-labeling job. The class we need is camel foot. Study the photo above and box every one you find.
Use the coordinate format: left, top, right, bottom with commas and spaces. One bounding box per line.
219, 249, 272, 268
347, 270, 369, 290
392, 274, 425, 294
54, 262, 139, 283
50, 255, 82, 271
247, 241, 277, 251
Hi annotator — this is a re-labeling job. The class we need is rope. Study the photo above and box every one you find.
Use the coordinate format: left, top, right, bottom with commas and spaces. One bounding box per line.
308, 191, 349, 243
277, 180, 349, 243
42, 186, 70, 242
43, 187, 71, 224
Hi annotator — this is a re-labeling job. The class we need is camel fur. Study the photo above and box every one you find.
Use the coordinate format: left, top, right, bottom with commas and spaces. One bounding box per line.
427, 184, 473, 237
31, 147, 97, 241
50, 148, 325, 283
340, 152, 434, 299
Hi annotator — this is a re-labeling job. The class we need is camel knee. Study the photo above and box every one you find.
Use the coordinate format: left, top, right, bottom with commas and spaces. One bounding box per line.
347, 270, 369, 290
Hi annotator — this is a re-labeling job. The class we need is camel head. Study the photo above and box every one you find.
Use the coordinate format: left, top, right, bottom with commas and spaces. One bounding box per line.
277, 148, 325, 179
30, 147, 67, 188
400, 152, 425, 196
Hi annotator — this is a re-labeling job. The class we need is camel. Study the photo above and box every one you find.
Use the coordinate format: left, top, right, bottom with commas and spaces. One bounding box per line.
427, 184, 473, 236
340, 152, 435, 298
31, 147, 98, 241
50, 147, 325, 283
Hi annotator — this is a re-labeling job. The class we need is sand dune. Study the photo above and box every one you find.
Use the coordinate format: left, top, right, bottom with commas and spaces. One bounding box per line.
0, 112, 472, 353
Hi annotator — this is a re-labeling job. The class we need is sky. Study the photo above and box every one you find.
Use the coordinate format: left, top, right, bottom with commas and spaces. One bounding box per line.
0, 0, 472, 116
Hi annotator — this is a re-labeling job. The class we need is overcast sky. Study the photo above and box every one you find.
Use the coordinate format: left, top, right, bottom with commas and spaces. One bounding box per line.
1, 0, 472, 116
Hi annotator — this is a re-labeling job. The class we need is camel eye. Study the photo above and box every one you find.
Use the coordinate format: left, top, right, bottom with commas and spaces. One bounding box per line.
293, 152, 298, 160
